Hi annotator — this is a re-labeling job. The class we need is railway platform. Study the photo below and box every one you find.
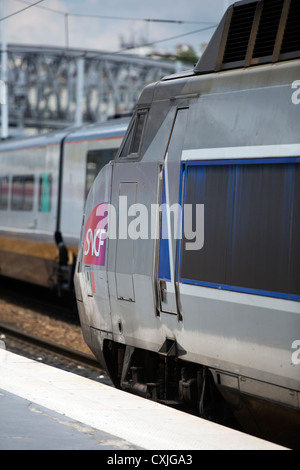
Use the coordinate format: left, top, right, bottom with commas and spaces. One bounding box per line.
0, 346, 286, 451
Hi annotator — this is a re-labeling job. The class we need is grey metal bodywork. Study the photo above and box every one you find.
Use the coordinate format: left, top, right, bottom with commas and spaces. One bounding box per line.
0, 120, 128, 288
76, 58, 300, 413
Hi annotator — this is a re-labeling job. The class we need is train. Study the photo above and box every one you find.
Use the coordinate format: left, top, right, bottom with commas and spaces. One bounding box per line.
74, 0, 300, 448
0, 117, 129, 293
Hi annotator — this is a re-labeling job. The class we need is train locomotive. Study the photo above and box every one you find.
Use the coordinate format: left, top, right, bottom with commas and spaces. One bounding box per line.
75, 0, 300, 448
0, 118, 129, 292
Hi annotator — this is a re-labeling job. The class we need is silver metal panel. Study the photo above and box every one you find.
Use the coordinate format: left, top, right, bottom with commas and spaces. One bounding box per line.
177, 283, 300, 392
239, 376, 299, 409
115, 182, 137, 302
159, 108, 189, 315
60, 124, 127, 245
108, 160, 163, 344
0, 136, 61, 286
0, 141, 60, 233
78, 163, 114, 333
75, 49, 300, 421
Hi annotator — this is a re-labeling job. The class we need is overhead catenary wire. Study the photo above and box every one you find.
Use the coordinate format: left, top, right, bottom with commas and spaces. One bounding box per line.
7, 0, 220, 54
0, 0, 220, 134
115, 24, 217, 54
0, 0, 45, 21
68, 12, 215, 26
12, 0, 216, 26
10, 0, 218, 54
1, 0, 221, 61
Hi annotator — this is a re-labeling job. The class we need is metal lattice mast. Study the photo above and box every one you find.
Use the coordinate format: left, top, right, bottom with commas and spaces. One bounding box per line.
1, 44, 182, 133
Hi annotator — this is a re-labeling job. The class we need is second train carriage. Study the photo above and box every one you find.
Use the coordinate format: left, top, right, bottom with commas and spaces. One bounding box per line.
75, 0, 300, 448
0, 118, 129, 291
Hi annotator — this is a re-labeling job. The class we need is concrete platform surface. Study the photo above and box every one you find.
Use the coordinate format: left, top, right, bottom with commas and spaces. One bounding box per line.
0, 349, 286, 450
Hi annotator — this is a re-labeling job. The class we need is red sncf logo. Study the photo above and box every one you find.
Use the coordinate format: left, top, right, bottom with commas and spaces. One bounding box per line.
83, 203, 108, 266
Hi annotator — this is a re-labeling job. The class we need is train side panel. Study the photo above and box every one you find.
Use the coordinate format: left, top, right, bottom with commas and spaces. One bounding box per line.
75, 0, 300, 447
0, 119, 129, 291
60, 122, 127, 252
104, 61, 300, 390
0, 138, 61, 287
75, 60, 300, 446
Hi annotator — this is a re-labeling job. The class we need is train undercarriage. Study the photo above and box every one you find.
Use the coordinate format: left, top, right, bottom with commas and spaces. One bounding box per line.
100, 339, 300, 450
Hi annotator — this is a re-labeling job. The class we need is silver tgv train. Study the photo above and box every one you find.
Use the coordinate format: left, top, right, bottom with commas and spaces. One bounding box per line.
0, 118, 129, 292
75, 0, 300, 448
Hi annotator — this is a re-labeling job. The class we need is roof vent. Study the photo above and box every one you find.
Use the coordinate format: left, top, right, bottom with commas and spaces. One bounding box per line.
223, 3, 257, 63
281, 0, 300, 54
253, 0, 283, 58
194, 0, 300, 74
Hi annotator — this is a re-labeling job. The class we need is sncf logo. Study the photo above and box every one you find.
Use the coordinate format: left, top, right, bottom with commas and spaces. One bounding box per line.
83, 203, 108, 266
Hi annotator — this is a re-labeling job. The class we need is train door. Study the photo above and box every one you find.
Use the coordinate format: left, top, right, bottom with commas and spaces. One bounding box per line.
35, 143, 60, 235
157, 108, 189, 315
115, 181, 137, 302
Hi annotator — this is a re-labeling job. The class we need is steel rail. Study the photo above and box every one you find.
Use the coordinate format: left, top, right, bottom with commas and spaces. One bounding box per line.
0, 321, 100, 369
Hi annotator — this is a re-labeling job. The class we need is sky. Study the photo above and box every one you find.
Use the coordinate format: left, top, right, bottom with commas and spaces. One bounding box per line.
2, 0, 235, 56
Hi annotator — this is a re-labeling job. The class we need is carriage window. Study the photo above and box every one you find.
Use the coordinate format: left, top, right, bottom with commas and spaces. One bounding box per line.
130, 110, 147, 155
39, 173, 52, 212
0, 176, 9, 210
118, 109, 148, 160
180, 160, 300, 299
86, 148, 118, 197
118, 123, 134, 159
11, 175, 34, 211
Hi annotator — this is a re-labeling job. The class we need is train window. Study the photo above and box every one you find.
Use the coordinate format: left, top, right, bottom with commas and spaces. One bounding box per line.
85, 148, 118, 197
39, 173, 52, 212
117, 123, 134, 159
118, 109, 148, 160
130, 110, 147, 155
11, 175, 34, 211
0, 176, 9, 210
180, 160, 300, 300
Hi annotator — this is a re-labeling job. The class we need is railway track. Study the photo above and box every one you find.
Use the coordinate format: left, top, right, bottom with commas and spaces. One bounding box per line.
0, 276, 112, 384
0, 322, 112, 386
0, 322, 98, 367
0, 276, 77, 319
